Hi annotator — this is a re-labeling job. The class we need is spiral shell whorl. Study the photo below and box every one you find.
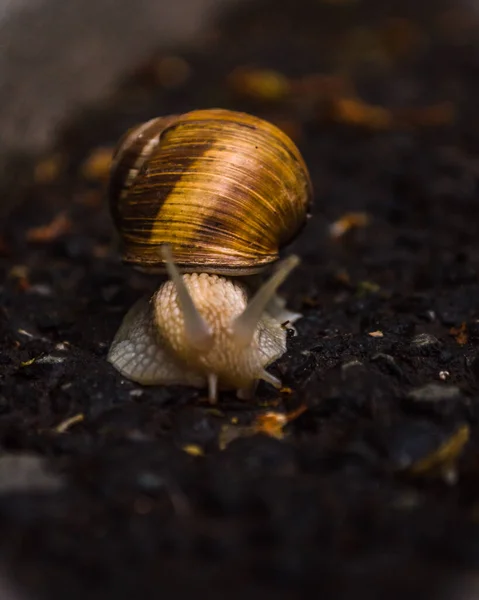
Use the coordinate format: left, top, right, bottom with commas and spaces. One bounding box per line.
108, 115, 179, 224
109, 108, 312, 275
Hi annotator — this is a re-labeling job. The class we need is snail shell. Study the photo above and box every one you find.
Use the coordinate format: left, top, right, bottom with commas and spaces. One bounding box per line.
109, 108, 312, 275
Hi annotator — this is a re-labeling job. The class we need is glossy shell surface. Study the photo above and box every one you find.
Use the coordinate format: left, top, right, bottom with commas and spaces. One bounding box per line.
109, 108, 313, 274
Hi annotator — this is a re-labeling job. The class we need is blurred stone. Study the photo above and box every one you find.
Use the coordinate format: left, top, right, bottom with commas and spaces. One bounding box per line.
0, 453, 63, 493
0, 0, 249, 155
407, 383, 461, 404
0, 572, 28, 600
411, 333, 440, 348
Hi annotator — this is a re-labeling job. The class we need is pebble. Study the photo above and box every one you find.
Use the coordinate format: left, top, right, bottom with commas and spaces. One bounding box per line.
341, 359, 364, 372
27, 283, 53, 296
371, 353, 404, 378
407, 383, 461, 403
411, 333, 440, 347
340, 359, 366, 381
0, 454, 63, 494
35, 354, 66, 365
409, 333, 441, 356
0, 573, 28, 600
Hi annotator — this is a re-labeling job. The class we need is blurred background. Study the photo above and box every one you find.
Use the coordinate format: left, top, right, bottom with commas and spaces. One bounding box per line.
0, 0, 251, 156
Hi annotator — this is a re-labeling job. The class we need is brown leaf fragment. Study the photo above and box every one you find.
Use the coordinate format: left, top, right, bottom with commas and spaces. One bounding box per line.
450, 322, 468, 346
253, 404, 307, 439
227, 67, 291, 102
219, 404, 307, 450
182, 444, 204, 457
80, 147, 114, 182
34, 153, 63, 184
330, 97, 393, 130
26, 212, 71, 242
330, 212, 370, 238
8, 265, 30, 291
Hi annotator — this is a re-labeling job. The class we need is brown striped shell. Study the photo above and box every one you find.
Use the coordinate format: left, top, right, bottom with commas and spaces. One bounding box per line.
108, 108, 313, 275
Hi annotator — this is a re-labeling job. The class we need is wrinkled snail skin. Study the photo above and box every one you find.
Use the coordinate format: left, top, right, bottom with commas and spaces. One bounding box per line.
107, 267, 294, 399
107, 108, 313, 402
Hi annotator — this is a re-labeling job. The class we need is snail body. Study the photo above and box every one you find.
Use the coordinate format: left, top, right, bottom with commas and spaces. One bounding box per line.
107, 108, 312, 401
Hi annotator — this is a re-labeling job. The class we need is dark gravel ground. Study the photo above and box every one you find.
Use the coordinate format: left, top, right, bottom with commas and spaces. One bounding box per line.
2, 0, 479, 598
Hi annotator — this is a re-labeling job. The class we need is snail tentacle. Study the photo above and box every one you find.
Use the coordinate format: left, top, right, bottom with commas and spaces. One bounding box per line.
232, 255, 300, 348
207, 373, 218, 403
160, 245, 213, 352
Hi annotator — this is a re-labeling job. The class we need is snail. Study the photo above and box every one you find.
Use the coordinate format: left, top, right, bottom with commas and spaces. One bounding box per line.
107, 108, 313, 402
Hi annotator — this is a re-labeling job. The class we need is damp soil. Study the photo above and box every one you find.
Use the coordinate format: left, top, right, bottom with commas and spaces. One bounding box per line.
2, 0, 479, 598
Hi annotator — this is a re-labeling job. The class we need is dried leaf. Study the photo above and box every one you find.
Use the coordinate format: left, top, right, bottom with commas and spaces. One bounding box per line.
450, 322, 468, 346
219, 404, 307, 450
228, 67, 291, 102
80, 147, 114, 181
330, 97, 393, 130
330, 212, 370, 238
182, 444, 204, 457
26, 212, 71, 242
408, 424, 469, 478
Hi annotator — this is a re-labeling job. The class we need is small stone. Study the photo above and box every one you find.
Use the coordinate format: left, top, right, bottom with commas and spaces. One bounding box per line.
340, 359, 365, 381
35, 354, 66, 365
371, 353, 403, 378
0, 573, 27, 600
137, 472, 165, 491
54, 342, 70, 351
407, 383, 461, 403
411, 333, 440, 347
392, 491, 423, 510
0, 454, 63, 494
409, 333, 441, 356
27, 283, 53, 296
